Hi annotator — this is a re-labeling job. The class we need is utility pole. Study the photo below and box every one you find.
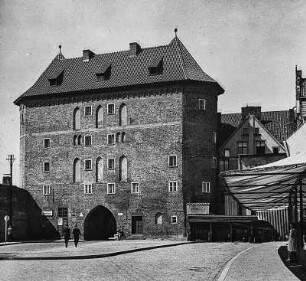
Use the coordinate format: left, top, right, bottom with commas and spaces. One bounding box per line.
6, 154, 15, 186
6, 154, 15, 229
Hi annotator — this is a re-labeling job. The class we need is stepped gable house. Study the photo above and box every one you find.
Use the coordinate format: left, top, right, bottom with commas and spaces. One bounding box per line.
14, 35, 224, 239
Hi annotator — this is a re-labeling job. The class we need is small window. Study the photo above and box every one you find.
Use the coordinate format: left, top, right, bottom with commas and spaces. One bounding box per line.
84, 106, 92, 116
107, 134, 115, 145
84, 183, 93, 194
155, 213, 162, 225
107, 104, 115, 115
220, 159, 229, 171
148, 56, 163, 75
273, 147, 279, 154
202, 182, 211, 193
77, 135, 82, 145
254, 127, 260, 135
198, 99, 206, 110
131, 182, 140, 194
108, 158, 115, 170
237, 141, 248, 155
107, 183, 115, 194
171, 216, 177, 224
43, 162, 50, 172
58, 207, 68, 218
121, 132, 126, 142
224, 149, 230, 157
44, 138, 51, 148
168, 181, 178, 192
43, 185, 51, 195
168, 155, 177, 168
256, 141, 265, 155
85, 135, 92, 146
212, 132, 217, 144
84, 159, 92, 171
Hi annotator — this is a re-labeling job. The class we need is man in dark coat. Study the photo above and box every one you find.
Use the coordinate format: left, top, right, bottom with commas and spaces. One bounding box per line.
72, 224, 81, 247
63, 224, 70, 248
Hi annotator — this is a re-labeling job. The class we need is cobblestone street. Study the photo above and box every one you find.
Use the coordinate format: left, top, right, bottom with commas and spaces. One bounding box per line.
0, 240, 252, 281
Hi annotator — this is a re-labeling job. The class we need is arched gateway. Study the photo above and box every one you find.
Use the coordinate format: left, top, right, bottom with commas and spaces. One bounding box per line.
84, 206, 117, 240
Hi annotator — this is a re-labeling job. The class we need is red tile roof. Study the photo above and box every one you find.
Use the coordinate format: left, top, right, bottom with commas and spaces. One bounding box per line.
14, 37, 224, 105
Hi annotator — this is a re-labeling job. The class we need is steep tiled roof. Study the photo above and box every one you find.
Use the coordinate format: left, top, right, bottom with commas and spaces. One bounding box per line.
14, 37, 223, 105
220, 110, 295, 146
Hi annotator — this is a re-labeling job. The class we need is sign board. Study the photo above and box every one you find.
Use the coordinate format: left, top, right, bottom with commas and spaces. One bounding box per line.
57, 217, 63, 226
118, 213, 123, 216
42, 210, 53, 217
186, 203, 210, 215
4, 215, 10, 222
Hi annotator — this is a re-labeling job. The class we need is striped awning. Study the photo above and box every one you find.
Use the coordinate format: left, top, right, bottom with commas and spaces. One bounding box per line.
220, 153, 306, 211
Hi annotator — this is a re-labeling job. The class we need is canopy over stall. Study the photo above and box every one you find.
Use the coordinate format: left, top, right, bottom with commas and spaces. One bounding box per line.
220, 151, 306, 212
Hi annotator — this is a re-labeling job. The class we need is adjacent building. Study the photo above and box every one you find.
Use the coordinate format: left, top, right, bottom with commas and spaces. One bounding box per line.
14, 35, 224, 239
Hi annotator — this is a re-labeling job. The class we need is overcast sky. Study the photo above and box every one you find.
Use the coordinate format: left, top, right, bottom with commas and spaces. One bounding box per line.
1, 0, 306, 185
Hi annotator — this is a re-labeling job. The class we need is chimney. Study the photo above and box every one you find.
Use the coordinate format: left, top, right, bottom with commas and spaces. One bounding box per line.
83, 49, 95, 62
241, 106, 261, 121
129, 42, 141, 56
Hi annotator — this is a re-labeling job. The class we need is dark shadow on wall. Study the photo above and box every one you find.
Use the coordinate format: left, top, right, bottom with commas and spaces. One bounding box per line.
278, 245, 306, 281
0, 185, 60, 242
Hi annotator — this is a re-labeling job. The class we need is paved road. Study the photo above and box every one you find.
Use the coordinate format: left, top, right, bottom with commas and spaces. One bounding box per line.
222, 242, 304, 281
0, 240, 252, 281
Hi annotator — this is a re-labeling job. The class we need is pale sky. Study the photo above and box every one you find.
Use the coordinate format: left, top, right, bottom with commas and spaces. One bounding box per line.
1, 0, 306, 185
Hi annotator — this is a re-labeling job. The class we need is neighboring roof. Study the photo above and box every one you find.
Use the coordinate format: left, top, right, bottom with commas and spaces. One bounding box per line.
220, 151, 306, 211
219, 110, 295, 146
219, 114, 285, 152
14, 36, 224, 105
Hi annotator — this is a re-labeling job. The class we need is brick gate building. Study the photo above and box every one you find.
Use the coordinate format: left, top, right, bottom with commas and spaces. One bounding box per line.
14, 34, 224, 239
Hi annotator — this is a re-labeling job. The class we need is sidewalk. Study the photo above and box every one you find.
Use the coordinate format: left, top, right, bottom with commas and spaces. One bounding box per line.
219, 242, 306, 281
0, 239, 190, 260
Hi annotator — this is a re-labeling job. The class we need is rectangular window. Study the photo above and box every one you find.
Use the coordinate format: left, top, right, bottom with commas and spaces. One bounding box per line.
256, 141, 265, 155
43, 185, 51, 195
107, 104, 115, 115
44, 138, 51, 148
58, 207, 68, 217
108, 158, 115, 170
273, 147, 279, 154
168, 181, 178, 192
202, 182, 211, 193
224, 149, 230, 157
84, 135, 92, 146
168, 155, 177, 168
107, 134, 115, 145
131, 182, 140, 194
84, 183, 93, 194
43, 162, 50, 172
107, 183, 115, 194
254, 127, 260, 135
237, 141, 248, 155
84, 106, 92, 116
198, 99, 206, 110
171, 216, 178, 224
84, 159, 92, 171
212, 132, 217, 144
220, 159, 229, 171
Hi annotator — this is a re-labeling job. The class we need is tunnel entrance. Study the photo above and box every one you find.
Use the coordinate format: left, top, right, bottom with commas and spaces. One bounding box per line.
84, 206, 116, 240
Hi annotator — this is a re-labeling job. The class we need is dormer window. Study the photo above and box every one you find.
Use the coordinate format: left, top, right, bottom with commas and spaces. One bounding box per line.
48, 69, 64, 86
96, 63, 111, 81
148, 56, 163, 75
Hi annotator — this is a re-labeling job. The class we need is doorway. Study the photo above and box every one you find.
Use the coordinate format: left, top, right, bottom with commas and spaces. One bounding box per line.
132, 216, 143, 234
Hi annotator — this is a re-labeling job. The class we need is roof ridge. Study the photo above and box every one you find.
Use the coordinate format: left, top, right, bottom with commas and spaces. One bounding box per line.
171, 36, 187, 79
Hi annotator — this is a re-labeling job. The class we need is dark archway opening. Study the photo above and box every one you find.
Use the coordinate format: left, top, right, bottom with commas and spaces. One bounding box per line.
84, 206, 116, 240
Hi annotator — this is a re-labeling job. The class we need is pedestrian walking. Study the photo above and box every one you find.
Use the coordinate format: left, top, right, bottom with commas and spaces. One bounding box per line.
287, 224, 298, 263
63, 224, 70, 248
72, 224, 81, 247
